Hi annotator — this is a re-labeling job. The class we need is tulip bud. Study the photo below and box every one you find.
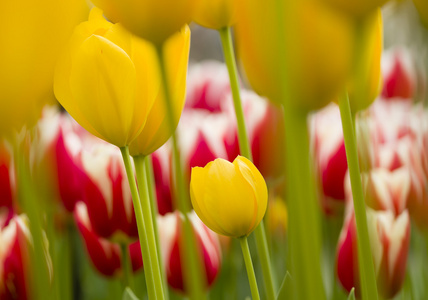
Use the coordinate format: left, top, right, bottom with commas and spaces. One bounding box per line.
193, 0, 239, 29
336, 208, 410, 299
91, 0, 195, 45
55, 8, 160, 147
0, 0, 88, 137
79, 142, 138, 241
74, 202, 143, 276
235, 0, 354, 111
381, 48, 417, 100
190, 156, 268, 238
158, 211, 221, 292
129, 25, 191, 156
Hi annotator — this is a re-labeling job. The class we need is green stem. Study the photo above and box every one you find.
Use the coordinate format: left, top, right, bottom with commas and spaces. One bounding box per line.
338, 91, 378, 300
119, 146, 165, 300
120, 243, 134, 290
239, 237, 261, 300
219, 26, 276, 300
133, 154, 169, 299
155, 45, 206, 300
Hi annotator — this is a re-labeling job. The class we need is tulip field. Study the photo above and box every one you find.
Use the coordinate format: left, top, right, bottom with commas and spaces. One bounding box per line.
1, 0, 428, 300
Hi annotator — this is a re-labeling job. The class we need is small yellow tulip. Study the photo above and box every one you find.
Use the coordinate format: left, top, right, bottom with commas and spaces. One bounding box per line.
347, 10, 383, 113
193, 0, 239, 29
323, 0, 389, 17
55, 8, 163, 147
0, 0, 87, 137
190, 156, 268, 238
235, 0, 354, 112
129, 26, 191, 156
91, 0, 195, 45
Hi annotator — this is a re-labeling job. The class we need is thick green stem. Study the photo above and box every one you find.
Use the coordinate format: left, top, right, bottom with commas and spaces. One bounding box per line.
219, 26, 276, 300
155, 45, 206, 300
338, 91, 378, 300
133, 155, 169, 299
240, 237, 261, 300
119, 146, 165, 300
120, 243, 134, 290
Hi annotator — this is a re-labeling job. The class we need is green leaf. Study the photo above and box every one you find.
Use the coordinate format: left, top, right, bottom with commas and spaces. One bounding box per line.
122, 287, 139, 300
276, 271, 292, 300
347, 288, 355, 300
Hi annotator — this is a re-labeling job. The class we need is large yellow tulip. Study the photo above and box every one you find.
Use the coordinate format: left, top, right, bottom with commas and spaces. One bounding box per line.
235, 0, 354, 112
190, 156, 268, 238
323, 0, 389, 17
54, 8, 160, 147
193, 0, 239, 29
0, 0, 87, 138
129, 26, 191, 156
91, 0, 195, 45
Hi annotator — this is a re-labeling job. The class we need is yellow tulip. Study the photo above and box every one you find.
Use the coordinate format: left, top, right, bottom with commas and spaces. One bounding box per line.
235, 0, 354, 112
347, 10, 383, 113
193, 0, 239, 29
129, 26, 191, 156
0, 0, 88, 138
413, 0, 428, 27
91, 0, 195, 45
55, 8, 167, 147
190, 156, 268, 238
323, 0, 389, 17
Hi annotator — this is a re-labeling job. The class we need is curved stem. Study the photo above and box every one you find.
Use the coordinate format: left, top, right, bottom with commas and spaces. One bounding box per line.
239, 237, 261, 300
120, 243, 134, 291
338, 91, 378, 300
219, 26, 276, 300
119, 146, 165, 300
134, 154, 169, 299
155, 45, 206, 300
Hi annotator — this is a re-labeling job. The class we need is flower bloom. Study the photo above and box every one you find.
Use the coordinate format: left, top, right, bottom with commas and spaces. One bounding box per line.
190, 156, 268, 238
0, 0, 87, 137
91, 0, 194, 45
336, 207, 410, 298
79, 142, 138, 241
74, 202, 143, 277
54, 8, 159, 147
193, 0, 239, 29
158, 211, 221, 292
235, 0, 354, 111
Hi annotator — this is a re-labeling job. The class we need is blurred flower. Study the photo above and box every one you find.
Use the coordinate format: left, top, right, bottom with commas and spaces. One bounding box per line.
158, 211, 221, 292
91, 0, 194, 45
322, 0, 388, 17
30, 107, 84, 212
74, 202, 143, 277
54, 8, 159, 147
381, 48, 417, 100
346, 10, 383, 113
0, 0, 88, 138
311, 103, 348, 214
0, 142, 15, 212
336, 207, 410, 299
235, 0, 354, 111
0, 216, 29, 300
79, 142, 138, 241
266, 196, 288, 236
151, 146, 174, 215
129, 25, 190, 156
193, 0, 239, 29
413, 0, 428, 27
190, 156, 268, 238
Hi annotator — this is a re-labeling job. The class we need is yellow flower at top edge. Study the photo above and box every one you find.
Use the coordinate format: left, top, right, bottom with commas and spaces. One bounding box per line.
190, 156, 268, 238
54, 8, 160, 147
235, 0, 354, 112
91, 0, 195, 45
322, 0, 389, 18
192, 0, 239, 30
0, 0, 87, 138
129, 25, 190, 156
